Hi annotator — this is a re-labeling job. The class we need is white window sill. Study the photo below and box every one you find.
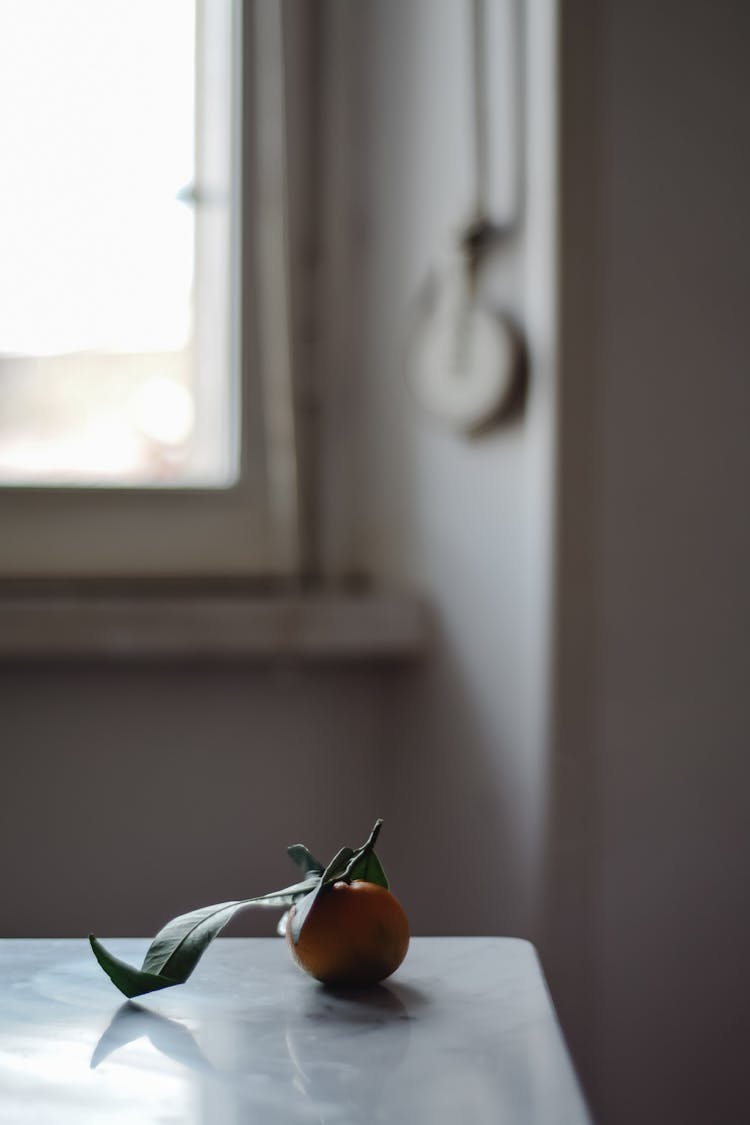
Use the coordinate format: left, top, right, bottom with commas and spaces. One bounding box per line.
0, 583, 428, 661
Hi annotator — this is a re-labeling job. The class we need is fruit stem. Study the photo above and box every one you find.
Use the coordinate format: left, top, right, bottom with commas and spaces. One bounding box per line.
364, 818, 383, 854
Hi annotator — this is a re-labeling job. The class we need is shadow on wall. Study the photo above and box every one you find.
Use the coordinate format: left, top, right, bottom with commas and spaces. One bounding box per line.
375, 611, 534, 940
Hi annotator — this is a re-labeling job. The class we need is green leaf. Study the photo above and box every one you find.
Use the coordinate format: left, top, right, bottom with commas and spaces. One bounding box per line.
288, 820, 390, 945
141, 877, 321, 980
244, 876, 323, 908
337, 818, 387, 888
89, 936, 179, 1000
90, 820, 390, 996
345, 847, 389, 889
141, 900, 252, 978
321, 845, 357, 881
289, 846, 355, 944
91, 874, 321, 999
287, 844, 324, 877
287, 886, 320, 944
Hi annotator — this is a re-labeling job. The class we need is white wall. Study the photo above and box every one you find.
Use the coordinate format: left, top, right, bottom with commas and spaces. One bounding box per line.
349, 0, 557, 940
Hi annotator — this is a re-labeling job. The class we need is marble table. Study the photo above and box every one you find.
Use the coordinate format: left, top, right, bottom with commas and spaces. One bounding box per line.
0, 937, 591, 1124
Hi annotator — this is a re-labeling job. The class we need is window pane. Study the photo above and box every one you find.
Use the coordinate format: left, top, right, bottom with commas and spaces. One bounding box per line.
0, 0, 235, 486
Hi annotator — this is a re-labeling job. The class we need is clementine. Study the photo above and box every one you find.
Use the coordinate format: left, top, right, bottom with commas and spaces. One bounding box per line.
287, 879, 410, 987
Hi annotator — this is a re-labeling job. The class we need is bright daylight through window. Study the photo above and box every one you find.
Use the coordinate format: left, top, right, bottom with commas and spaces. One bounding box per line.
0, 0, 236, 487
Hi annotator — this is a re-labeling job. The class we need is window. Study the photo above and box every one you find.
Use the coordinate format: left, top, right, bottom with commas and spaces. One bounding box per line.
0, 2, 428, 658
0, 0, 299, 577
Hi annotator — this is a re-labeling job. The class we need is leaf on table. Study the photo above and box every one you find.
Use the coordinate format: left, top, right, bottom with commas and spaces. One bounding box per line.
142, 877, 320, 980
90, 820, 389, 994
141, 899, 256, 979
89, 936, 179, 1000
90, 874, 321, 999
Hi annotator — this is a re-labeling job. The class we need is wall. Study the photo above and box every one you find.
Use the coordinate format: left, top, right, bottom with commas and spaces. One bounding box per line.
1, 0, 557, 960
345, 3, 750, 1122
544, 2, 750, 1123
350, 0, 557, 940
0, 662, 393, 937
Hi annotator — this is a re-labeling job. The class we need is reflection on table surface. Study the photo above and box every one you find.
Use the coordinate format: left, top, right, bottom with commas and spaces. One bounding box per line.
0, 937, 591, 1124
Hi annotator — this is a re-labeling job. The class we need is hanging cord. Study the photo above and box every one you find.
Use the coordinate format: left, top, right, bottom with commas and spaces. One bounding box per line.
464, 0, 496, 280
471, 0, 490, 227
465, 0, 523, 262
405, 0, 527, 432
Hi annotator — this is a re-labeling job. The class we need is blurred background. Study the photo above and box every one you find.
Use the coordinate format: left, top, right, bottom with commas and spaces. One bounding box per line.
1, 2, 749, 1124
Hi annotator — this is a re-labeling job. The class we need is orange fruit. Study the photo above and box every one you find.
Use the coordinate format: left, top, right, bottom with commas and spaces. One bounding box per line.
287, 880, 410, 987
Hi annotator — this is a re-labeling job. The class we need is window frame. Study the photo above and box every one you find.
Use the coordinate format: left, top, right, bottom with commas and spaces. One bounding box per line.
0, 0, 300, 580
